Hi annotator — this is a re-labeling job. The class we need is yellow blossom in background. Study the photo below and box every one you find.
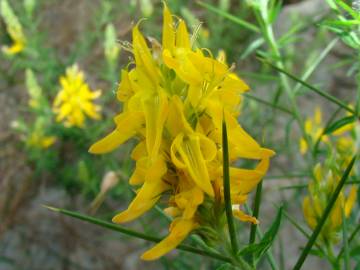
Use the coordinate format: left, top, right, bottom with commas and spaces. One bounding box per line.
28, 132, 56, 149
27, 118, 56, 149
90, 4, 274, 260
300, 107, 328, 154
303, 163, 357, 244
0, 0, 26, 55
53, 64, 101, 128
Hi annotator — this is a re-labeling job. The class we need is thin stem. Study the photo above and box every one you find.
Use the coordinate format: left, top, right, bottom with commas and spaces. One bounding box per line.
337, 221, 360, 260
244, 204, 279, 270
262, 60, 357, 116
197, 1, 260, 33
341, 207, 350, 270
313, 107, 342, 157
44, 206, 233, 264
292, 156, 356, 270
222, 118, 239, 254
249, 182, 263, 266
249, 182, 262, 244
244, 93, 293, 115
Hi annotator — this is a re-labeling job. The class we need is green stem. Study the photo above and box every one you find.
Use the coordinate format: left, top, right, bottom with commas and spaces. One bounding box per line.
263, 61, 357, 116
249, 182, 263, 266
197, 1, 260, 33
341, 208, 350, 270
222, 118, 239, 254
244, 204, 279, 270
44, 206, 233, 264
244, 93, 293, 115
337, 221, 360, 261
292, 156, 356, 270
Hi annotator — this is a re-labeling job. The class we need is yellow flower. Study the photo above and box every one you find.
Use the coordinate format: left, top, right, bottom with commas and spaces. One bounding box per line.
90, 4, 274, 260
0, 0, 26, 55
53, 64, 101, 128
303, 163, 357, 244
300, 107, 328, 154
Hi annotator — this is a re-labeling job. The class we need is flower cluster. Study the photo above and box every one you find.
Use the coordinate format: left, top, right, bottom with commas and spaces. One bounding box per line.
90, 4, 274, 260
0, 0, 26, 55
299, 107, 328, 154
53, 64, 102, 128
303, 163, 357, 244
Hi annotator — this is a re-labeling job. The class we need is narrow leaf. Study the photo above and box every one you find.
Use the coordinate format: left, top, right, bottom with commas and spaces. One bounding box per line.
259, 58, 357, 115
240, 207, 283, 262
323, 115, 356, 135
43, 206, 232, 263
222, 117, 239, 254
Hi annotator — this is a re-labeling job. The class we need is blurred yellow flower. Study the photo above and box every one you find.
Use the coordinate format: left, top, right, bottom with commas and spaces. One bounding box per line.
300, 107, 328, 154
90, 4, 274, 260
28, 133, 56, 149
0, 0, 26, 55
27, 118, 56, 149
53, 64, 101, 128
303, 163, 357, 244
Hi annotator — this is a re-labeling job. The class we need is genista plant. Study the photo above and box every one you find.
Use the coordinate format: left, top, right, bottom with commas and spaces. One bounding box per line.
89, 3, 274, 262
1, 0, 355, 268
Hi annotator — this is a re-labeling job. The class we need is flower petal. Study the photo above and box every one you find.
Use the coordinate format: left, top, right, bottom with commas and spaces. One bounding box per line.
89, 111, 144, 154
141, 219, 197, 260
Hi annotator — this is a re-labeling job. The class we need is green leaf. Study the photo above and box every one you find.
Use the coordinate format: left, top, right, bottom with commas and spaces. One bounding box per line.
306, 248, 325, 258
239, 207, 283, 262
350, 246, 360, 257
323, 115, 356, 135
240, 38, 265, 60
333, 0, 360, 19
216, 263, 236, 270
222, 118, 239, 254
269, 0, 283, 24
197, 1, 260, 33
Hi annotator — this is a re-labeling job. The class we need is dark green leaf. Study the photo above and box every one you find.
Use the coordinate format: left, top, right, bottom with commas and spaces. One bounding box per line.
238, 207, 283, 261
323, 115, 356, 134
350, 246, 360, 257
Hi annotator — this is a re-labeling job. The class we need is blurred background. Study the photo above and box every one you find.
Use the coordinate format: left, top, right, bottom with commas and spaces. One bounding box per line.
0, 0, 358, 269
